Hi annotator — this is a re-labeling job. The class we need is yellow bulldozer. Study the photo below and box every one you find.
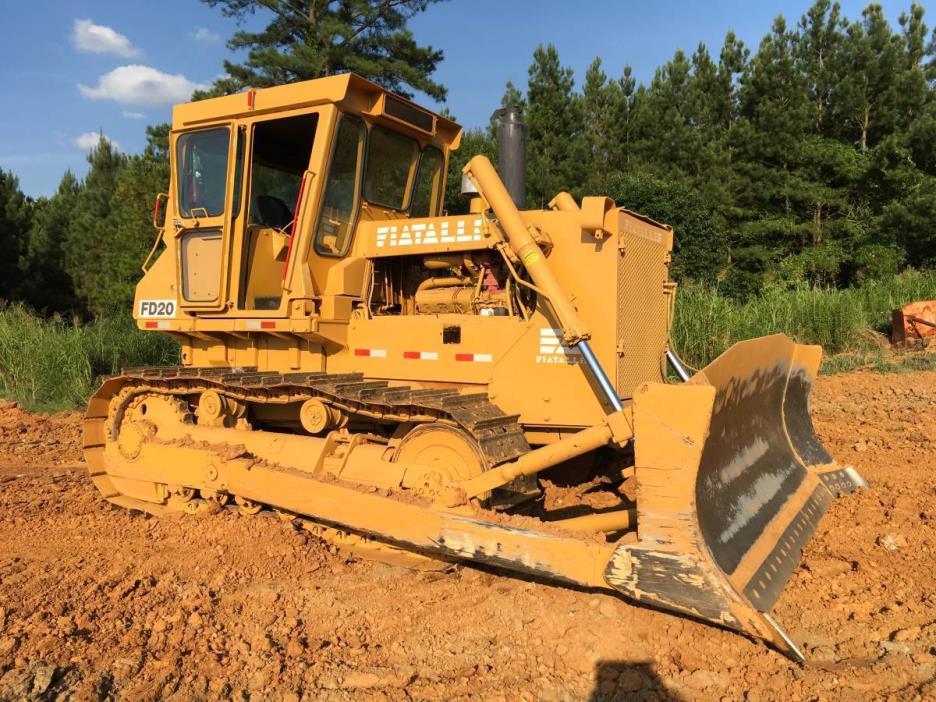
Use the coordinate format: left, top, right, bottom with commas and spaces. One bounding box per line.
84, 74, 866, 661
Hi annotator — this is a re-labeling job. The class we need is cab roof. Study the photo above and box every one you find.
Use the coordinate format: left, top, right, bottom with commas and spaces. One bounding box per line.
172, 73, 462, 150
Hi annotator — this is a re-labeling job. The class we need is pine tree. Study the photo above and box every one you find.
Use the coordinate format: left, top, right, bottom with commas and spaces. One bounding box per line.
200, 0, 448, 100
65, 138, 128, 315
104, 127, 173, 312
525, 44, 585, 205
0, 169, 32, 302
22, 171, 80, 312
609, 66, 639, 171
787, 2, 872, 285
499, 80, 524, 110
834, 6, 901, 150
634, 50, 697, 176
884, 0, 932, 272
895, 3, 928, 125
729, 16, 813, 294
797, 0, 844, 134
701, 31, 748, 232
581, 58, 618, 187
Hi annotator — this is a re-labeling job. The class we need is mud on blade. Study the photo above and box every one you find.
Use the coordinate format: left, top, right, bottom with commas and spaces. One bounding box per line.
605, 335, 866, 660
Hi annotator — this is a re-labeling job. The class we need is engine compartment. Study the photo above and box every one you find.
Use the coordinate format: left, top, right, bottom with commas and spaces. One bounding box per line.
368, 252, 535, 318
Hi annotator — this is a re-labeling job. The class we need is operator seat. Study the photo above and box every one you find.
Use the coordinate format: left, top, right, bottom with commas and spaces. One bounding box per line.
256, 195, 294, 231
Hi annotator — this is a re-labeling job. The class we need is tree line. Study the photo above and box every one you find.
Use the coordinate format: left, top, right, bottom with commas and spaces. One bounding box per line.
1, 0, 934, 318
456, 0, 936, 296
0, 127, 168, 316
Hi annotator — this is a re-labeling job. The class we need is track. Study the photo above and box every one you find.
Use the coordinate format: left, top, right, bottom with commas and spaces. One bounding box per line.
83, 366, 531, 512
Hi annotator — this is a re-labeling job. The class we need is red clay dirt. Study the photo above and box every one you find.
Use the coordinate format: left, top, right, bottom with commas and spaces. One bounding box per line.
0, 372, 934, 701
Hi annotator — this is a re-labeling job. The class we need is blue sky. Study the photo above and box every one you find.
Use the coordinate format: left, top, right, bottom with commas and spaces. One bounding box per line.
0, 0, 918, 197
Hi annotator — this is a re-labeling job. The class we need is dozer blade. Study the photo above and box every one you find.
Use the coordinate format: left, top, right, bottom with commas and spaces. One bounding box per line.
605, 334, 866, 661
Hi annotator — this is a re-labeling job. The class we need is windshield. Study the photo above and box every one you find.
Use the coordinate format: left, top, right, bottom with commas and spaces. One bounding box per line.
410, 147, 444, 218
314, 115, 365, 256
363, 125, 419, 210
177, 128, 230, 218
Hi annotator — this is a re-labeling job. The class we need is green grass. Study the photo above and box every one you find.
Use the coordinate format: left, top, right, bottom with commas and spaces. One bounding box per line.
0, 305, 179, 412
2, 271, 934, 412
820, 348, 936, 374
671, 270, 936, 372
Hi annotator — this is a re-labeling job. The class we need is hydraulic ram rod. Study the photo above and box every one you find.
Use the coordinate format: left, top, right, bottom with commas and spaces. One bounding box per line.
581, 340, 623, 411
448, 422, 615, 503
463, 156, 622, 411
464, 156, 590, 345
666, 349, 692, 382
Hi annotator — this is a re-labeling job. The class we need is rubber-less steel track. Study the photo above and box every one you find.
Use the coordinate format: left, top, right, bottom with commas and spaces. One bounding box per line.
83, 366, 531, 507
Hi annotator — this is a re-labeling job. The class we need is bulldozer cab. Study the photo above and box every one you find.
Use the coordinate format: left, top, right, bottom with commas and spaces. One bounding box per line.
165, 75, 460, 317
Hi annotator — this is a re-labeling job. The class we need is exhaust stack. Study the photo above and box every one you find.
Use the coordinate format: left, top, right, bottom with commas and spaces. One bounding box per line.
492, 105, 527, 208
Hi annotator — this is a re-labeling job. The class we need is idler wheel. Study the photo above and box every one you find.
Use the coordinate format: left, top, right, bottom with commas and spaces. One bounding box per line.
395, 424, 488, 501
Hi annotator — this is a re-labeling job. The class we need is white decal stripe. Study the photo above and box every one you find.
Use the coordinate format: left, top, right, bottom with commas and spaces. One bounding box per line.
538, 327, 582, 361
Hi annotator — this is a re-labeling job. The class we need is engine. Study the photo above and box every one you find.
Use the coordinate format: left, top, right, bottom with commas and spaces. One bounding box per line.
369, 252, 531, 318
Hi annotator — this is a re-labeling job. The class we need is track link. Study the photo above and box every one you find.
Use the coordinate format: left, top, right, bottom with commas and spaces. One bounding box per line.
83, 367, 533, 517
111, 366, 529, 466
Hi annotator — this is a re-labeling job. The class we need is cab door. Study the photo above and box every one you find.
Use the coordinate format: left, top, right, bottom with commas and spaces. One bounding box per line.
172, 125, 239, 312
234, 112, 320, 312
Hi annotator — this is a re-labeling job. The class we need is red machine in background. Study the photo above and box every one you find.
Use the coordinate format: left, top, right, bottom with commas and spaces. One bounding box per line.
892, 301, 936, 347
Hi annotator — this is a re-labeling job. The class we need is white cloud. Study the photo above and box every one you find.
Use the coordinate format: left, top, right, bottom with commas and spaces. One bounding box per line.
194, 27, 221, 43
74, 132, 120, 151
78, 65, 207, 107
122, 111, 145, 120
72, 19, 140, 58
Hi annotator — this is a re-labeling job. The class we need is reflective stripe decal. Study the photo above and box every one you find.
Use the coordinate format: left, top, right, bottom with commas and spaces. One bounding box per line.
455, 353, 493, 363
403, 351, 439, 360
354, 348, 388, 358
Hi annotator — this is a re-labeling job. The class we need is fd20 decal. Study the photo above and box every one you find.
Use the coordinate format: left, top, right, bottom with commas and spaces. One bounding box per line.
139, 299, 176, 318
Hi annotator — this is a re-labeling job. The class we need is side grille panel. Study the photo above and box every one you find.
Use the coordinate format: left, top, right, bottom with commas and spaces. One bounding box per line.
615, 213, 672, 398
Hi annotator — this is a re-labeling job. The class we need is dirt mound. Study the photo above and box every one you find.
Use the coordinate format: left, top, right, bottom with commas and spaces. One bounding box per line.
0, 372, 935, 700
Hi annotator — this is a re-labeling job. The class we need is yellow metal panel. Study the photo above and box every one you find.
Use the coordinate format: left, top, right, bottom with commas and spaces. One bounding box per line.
613, 210, 673, 397
172, 73, 461, 151
179, 230, 223, 301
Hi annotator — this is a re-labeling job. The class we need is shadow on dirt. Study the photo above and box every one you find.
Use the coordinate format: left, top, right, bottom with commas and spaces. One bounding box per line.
589, 660, 684, 701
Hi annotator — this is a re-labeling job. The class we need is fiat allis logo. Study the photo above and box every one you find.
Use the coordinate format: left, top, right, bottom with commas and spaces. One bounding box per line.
375, 218, 483, 247
536, 328, 584, 364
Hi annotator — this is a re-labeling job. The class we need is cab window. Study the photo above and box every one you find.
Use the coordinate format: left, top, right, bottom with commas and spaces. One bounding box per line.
364, 125, 419, 210
177, 128, 230, 218
314, 115, 365, 256
409, 147, 444, 218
